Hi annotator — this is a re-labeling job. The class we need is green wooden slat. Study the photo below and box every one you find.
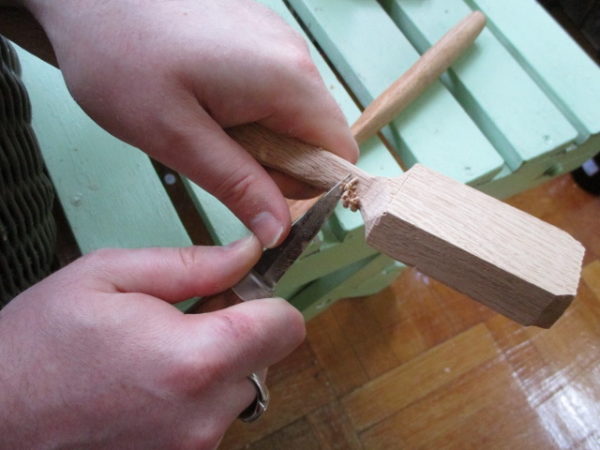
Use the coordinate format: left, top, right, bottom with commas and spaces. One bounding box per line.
16, 46, 192, 253
287, 0, 503, 185
481, 134, 600, 199
275, 232, 377, 298
380, 0, 579, 171
183, 180, 249, 246
349, 262, 405, 298
469, 0, 600, 141
290, 254, 404, 320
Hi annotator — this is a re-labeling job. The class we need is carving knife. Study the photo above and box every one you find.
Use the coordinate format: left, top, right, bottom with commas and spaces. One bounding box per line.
186, 177, 348, 313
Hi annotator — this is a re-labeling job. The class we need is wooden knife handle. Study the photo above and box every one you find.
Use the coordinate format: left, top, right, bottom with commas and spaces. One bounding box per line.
351, 11, 486, 144
228, 124, 372, 190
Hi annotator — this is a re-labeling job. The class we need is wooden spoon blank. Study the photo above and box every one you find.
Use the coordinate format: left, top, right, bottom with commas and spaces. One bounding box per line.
227, 10, 584, 328
229, 124, 584, 328
351, 11, 487, 144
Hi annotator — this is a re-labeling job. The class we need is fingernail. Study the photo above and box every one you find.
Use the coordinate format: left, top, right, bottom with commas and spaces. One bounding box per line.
250, 212, 286, 248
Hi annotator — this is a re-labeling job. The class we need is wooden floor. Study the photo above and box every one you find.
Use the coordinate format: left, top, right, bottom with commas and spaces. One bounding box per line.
221, 174, 600, 449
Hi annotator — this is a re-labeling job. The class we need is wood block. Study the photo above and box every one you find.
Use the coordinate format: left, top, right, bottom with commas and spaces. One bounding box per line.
381, 0, 578, 170
288, 0, 504, 185
364, 164, 583, 327
342, 323, 499, 430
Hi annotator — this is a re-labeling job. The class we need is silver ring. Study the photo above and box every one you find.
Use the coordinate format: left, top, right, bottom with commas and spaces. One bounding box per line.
238, 372, 270, 423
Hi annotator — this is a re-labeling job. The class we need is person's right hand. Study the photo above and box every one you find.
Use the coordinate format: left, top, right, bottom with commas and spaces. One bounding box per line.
18, 0, 359, 248
0, 236, 305, 449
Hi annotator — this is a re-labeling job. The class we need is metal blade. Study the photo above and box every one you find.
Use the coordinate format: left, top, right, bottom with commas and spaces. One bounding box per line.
253, 177, 349, 289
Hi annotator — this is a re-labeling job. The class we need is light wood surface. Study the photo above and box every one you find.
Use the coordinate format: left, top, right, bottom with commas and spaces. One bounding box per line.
220, 174, 600, 449
351, 11, 486, 144
230, 123, 584, 327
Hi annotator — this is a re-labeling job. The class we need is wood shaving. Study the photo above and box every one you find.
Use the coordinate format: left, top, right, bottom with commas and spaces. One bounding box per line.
342, 178, 361, 212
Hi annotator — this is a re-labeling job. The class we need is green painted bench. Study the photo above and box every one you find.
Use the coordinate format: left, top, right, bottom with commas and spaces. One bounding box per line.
14, 0, 600, 319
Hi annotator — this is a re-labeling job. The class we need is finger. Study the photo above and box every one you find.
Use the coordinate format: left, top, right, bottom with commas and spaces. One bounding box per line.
266, 168, 322, 199
81, 236, 262, 303
259, 59, 359, 165
153, 107, 291, 248
186, 298, 306, 379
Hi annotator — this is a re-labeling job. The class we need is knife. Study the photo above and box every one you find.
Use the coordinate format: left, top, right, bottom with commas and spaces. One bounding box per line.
186, 177, 348, 314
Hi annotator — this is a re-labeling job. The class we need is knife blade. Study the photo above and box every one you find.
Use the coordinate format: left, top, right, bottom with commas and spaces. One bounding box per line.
187, 176, 348, 313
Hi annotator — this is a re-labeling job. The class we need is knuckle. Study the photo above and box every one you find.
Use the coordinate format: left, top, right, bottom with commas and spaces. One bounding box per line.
79, 248, 122, 269
286, 44, 319, 78
210, 168, 257, 211
176, 246, 200, 273
209, 310, 251, 344
148, 121, 195, 160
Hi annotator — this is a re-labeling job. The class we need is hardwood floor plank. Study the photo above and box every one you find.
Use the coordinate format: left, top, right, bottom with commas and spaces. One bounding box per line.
307, 402, 364, 450
306, 309, 370, 396
244, 418, 321, 450
582, 260, 600, 299
221, 364, 335, 449
342, 324, 499, 430
360, 359, 555, 449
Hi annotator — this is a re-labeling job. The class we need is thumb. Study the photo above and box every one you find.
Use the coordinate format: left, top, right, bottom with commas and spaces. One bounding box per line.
186, 298, 306, 379
80, 235, 262, 302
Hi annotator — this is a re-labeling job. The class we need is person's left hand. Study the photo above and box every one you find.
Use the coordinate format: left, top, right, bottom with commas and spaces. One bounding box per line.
0, 236, 306, 448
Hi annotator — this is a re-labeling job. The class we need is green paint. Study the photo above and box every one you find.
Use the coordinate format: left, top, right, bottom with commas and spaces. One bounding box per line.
287, 0, 503, 184
380, 0, 578, 170
17, 46, 192, 253
469, 0, 600, 139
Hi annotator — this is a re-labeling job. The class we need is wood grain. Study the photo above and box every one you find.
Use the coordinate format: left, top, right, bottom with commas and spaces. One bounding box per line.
361, 164, 584, 327
231, 123, 584, 327
341, 324, 499, 430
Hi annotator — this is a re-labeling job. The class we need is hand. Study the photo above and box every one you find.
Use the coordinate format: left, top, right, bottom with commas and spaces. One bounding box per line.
0, 236, 305, 448
21, 0, 359, 247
